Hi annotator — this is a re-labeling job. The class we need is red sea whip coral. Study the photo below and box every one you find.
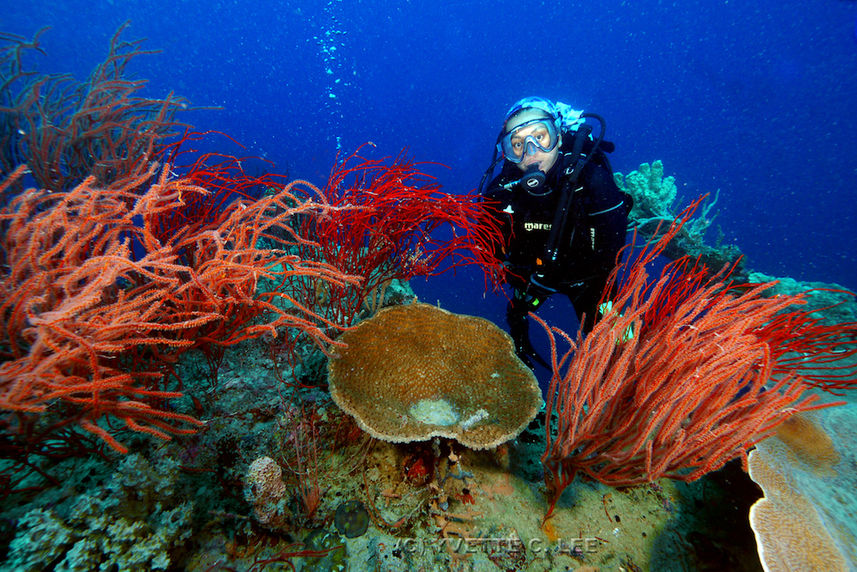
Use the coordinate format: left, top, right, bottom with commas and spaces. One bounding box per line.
537, 202, 856, 520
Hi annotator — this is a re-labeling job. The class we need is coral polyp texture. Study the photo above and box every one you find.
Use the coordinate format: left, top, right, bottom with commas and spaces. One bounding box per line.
327, 302, 541, 449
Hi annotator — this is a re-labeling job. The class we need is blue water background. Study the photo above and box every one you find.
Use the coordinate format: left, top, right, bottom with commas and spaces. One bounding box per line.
4, 1, 857, 353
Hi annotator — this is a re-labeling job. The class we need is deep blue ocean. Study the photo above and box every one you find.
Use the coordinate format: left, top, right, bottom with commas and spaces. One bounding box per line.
4, 0, 857, 344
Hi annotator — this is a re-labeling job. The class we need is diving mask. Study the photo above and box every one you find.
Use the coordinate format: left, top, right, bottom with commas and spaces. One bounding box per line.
498, 118, 560, 164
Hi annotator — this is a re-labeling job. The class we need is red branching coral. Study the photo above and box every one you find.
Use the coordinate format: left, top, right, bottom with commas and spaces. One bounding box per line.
288, 148, 505, 326
0, 23, 187, 191
536, 201, 856, 520
0, 162, 357, 454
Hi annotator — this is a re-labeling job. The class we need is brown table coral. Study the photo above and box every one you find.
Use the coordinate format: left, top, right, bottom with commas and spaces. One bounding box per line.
328, 303, 542, 449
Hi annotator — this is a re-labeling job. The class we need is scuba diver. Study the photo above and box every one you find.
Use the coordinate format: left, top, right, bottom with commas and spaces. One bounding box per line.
479, 96, 633, 369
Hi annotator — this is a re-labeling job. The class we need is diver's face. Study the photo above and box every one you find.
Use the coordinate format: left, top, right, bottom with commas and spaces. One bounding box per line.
510, 123, 561, 173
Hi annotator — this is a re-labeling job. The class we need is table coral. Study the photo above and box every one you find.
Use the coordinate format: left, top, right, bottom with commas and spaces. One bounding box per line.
327, 303, 541, 449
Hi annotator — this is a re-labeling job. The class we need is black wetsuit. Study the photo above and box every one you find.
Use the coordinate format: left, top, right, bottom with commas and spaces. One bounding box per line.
483, 132, 632, 366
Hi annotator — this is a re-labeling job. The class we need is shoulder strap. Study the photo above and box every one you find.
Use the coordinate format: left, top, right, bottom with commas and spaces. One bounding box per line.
562, 125, 593, 182
541, 127, 593, 270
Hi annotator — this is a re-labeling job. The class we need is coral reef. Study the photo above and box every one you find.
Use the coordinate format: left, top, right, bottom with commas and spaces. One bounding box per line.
2, 25, 855, 571
615, 160, 745, 277
5, 454, 193, 571
2, 287, 850, 570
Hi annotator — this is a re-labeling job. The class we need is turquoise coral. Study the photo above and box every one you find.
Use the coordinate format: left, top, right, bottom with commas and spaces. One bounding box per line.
615, 159, 743, 277
614, 160, 677, 226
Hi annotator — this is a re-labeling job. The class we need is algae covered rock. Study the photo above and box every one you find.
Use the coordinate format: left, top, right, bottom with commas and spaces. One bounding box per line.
5, 454, 194, 571
334, 500, 369, 538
